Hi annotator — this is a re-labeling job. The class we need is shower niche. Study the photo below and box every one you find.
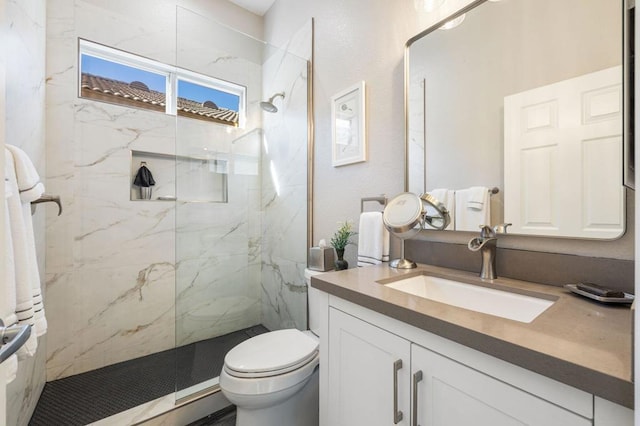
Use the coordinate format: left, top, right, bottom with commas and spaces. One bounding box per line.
130, 149, 228, 202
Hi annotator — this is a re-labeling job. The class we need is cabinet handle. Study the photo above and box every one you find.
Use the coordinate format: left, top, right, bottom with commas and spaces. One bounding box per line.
393, 359, 403, 424
412, 370, 423, 426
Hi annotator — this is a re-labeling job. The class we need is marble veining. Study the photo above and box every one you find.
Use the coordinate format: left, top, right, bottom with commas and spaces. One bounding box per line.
259, 20, 311, 331
43, 7, 310, 414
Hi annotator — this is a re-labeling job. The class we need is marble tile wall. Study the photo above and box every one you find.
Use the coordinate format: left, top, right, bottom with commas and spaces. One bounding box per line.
45, 0, 179, 377
174, 7, 264, 346
5, 0, 47, 424
260, 21, 311, 331
44, 0, 270, 380
43, 0, 312, 386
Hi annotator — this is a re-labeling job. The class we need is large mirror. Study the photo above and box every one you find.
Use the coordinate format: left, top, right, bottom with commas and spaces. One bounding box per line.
406, 0, 631, 239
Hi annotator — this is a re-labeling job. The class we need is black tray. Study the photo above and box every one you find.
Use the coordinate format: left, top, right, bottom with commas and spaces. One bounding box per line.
564, 284, 634, 304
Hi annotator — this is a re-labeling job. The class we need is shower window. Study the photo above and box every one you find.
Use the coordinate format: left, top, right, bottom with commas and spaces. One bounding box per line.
78, 39, 245, 127
176, 70, 245, 127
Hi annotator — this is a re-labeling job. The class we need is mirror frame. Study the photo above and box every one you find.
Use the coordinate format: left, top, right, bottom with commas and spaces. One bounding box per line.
403, 0, 633, 239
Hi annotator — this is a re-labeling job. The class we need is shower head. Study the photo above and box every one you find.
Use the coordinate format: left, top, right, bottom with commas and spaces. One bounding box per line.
260, 92, 285, 113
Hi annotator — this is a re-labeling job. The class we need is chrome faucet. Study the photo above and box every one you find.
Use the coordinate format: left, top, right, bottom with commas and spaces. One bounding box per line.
467, 225, 498, 280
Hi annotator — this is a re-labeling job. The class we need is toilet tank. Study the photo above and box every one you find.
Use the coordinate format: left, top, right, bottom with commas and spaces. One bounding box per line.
305, 268, 328, 337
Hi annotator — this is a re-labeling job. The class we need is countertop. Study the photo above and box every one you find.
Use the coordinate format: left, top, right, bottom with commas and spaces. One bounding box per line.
311, 263, 633, 408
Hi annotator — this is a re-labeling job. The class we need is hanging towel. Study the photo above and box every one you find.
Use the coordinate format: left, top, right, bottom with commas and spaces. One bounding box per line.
5, 145, 44, 203
357, 212, 390, 267
426, 189, 455, 230
6, 145, 47, 337
2, 180, 19, 383
428, 188, 448, 203
133, 164, 155, 187
455, 187, 491, 232
4, 150, 37, 357
467, 186, 488, 210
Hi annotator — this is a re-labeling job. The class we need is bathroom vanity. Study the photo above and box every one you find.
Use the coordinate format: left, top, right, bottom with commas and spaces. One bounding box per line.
311, 265, 633, 426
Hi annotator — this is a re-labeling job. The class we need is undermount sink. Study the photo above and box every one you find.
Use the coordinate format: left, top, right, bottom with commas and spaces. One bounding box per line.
382, 274, 555, 323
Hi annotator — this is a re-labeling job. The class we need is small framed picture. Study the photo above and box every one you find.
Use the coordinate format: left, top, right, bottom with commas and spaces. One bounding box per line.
331, 81, 366, 167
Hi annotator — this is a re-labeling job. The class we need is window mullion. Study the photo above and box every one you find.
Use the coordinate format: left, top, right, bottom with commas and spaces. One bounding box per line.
167, 72, 177, 116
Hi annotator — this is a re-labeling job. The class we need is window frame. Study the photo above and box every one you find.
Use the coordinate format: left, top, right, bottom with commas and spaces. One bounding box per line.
78, 39, 246, 128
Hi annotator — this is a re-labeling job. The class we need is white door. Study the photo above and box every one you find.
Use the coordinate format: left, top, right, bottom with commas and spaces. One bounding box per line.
504, 66, 624, 238
411, 344, 591, 426
328, 308, 411, 426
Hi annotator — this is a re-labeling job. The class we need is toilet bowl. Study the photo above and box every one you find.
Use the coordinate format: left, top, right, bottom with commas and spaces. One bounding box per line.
218, 269, 325, 426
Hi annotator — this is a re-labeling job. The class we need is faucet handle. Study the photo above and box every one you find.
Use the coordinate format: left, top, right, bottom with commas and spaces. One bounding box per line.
479, 225, 496, 238
493, 223, 512, 234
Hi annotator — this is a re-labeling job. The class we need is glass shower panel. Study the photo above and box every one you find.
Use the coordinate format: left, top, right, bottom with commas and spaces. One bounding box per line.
175, 7, 309, 401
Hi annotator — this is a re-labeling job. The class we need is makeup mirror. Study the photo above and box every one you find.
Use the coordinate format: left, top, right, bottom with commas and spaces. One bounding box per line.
383, 192, 451, 268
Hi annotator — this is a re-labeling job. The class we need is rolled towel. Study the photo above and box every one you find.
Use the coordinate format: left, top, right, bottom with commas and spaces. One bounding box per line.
357, 212, 389, 267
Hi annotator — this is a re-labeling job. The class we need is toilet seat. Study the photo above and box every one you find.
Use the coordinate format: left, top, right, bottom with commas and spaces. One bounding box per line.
224, 329, 319, 378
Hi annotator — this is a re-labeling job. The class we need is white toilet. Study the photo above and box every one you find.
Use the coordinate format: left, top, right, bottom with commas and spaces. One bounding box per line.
219, 269, 324, 426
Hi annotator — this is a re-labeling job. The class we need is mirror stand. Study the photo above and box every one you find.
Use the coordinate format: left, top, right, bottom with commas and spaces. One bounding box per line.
390, 238, 417, 269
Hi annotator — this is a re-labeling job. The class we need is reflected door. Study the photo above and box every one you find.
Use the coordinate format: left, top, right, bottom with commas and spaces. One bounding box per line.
504, 66, 624, 238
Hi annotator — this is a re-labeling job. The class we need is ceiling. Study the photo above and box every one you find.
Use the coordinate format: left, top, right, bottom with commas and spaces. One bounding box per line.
227, 0, 276, 16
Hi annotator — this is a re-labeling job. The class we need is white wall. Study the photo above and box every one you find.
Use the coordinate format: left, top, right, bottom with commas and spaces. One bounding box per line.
264, 0, 634, 265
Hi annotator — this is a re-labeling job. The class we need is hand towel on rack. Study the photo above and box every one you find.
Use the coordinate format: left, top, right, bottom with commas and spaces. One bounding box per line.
2, 181, 19, 382
6, 145, 47, 338
5, 149, 39, 356
357, 212, 389, 267
467, 186, 488, 210
426, 188, 455, 230
455, 187, 490, 232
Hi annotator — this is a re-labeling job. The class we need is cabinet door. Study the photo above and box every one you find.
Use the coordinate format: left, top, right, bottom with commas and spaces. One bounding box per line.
328, 308, 411, 426
411, 344, 591, 426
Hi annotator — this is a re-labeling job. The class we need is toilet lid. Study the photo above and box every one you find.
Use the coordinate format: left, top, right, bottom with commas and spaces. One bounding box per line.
224, 329, 319, 377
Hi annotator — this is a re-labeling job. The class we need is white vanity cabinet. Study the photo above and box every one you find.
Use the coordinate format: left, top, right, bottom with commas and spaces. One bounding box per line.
327, 307, 411, 425
324, 299, 632, 426
411, 344, 589, 426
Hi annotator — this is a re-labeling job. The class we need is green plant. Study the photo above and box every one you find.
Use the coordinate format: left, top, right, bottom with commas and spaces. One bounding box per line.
330, 220, 357, 251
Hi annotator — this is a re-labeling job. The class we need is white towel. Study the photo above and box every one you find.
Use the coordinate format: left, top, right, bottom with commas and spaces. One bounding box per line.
467, 186, 487, 210
428, 188, 448, 204
6, 145, 47, 337
357, 212, 390, 267
426, 189, 455, 230
2, 181, 19, 383
5, 149, 37, 357
5, 145, 45, 203
455, 187, 491, 232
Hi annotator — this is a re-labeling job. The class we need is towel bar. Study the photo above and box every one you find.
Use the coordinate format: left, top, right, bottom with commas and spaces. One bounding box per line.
0, 320, 31, 364
361, 195, 387, 212
31, 194, 62, 216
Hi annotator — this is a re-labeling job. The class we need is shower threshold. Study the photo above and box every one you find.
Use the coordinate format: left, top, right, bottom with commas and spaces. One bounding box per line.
29, 325, 268, 426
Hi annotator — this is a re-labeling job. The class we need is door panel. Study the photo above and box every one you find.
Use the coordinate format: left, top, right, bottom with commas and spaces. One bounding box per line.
411, 344, 591, 426
328, 308, 411, 426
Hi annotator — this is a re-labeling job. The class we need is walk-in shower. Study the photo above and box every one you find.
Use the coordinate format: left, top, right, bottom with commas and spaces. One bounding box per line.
29, 3, 312, 424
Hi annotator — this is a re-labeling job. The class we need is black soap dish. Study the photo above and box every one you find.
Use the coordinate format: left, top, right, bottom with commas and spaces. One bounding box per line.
564, 283, 635, 304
